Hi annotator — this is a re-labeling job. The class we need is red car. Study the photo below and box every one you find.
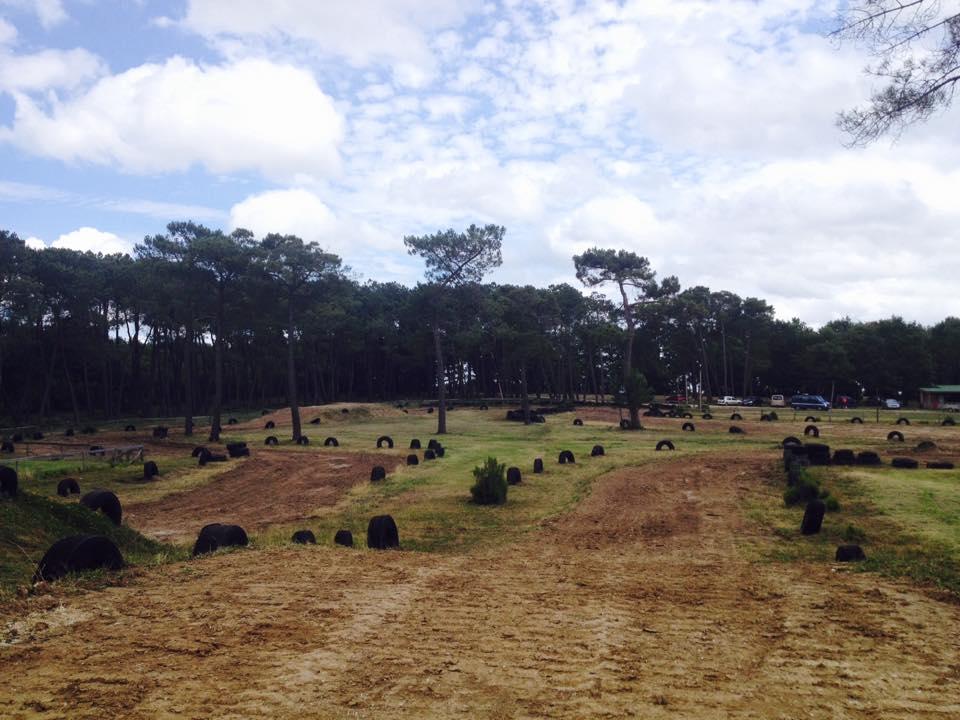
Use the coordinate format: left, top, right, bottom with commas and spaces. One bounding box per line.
664, 395, 688, 404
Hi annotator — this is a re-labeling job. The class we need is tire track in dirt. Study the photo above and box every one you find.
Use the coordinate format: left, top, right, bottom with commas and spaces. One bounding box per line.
2, 454, 959, 719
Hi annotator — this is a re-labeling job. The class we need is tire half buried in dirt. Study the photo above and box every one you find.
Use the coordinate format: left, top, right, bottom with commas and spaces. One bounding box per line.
835, 544, 866, 562
591, 444, 605, 457
291, 530, 316, 545
800, 499, 826, 535
682, 422, 695, 432
507, 467, 522, 484
32, 535, 124, 583
192, 523, 249, 556
143, 461, 159, 479
803, 425, 819, 438
367, 515, 399, 550
533, 458, 544, 474
376, 435, 394, 449
887, 431, 904, 442
80, 490, 121, 525
334, 529, 354, 547
0, 465, 18, 499
370, 465, 386, 482
57, 477, 81, 496
558, 450, 575, 464
655, 440, 674, 451
891, 457, 919, 469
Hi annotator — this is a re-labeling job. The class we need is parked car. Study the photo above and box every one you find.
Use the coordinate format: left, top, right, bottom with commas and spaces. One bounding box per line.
741, 396, 763, 406
716, 396, 742, 406
884, 398, 901, 409
790, 394, 830, 410
770, 394, 786, 407
663, 395, 688, 404
941, 402, 960, 412
835, 395, 856, 408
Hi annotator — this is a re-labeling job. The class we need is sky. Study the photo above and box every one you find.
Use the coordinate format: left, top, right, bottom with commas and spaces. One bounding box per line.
0, 0, 958, 326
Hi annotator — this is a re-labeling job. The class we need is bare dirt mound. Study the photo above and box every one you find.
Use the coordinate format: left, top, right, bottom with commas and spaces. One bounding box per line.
126, 450, 400, 542
243, 404, 406, 430
3, 454, 958, 719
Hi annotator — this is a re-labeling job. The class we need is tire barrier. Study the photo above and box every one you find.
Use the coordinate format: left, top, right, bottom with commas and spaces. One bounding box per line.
835, 545, 866, 562
591, 445, 605, 457
192, 523, 248, 556
800, 499, 826, 535
324, 437, 338, 447
80, 490, 121, 525
292, 530, 316, 545
376, 435, 394, 449
33, 535, 123, 583
367, 515, 399, 550
887, 431, 904, 442
507, 467, 522, 485
533, 458, 544, 473
803, 425, 819, 438
370, 466, 386, 482
558, 450, 575, 464
335, 529, 354, 547
57, 478, 81, 496
681, 422, 695, 432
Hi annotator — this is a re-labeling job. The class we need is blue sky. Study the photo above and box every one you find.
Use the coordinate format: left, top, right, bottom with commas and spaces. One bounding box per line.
1, 0, 958, 325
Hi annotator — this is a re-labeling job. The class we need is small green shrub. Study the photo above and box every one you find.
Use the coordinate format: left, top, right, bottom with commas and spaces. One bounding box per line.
783, 468, 820, 506
470, 457, 508, 505
843, 524, 867, 543
825, 496, 841, 512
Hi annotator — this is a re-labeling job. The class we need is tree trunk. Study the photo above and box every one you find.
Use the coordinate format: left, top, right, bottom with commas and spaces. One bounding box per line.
432, 323, 447, 434
287, 298, 302, 441
520, 363, 530, 424
210, 283, 225, 441
618, 283, 640, 429
184, 315, 195, 437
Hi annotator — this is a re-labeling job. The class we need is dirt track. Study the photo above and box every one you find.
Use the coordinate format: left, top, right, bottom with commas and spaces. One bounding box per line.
2, 455, 959, 718
126, 450, 400, 542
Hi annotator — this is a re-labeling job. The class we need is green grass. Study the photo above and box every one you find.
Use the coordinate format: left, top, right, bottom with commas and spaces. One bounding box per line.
0, 489, 182, 597
744, 461, 960, 595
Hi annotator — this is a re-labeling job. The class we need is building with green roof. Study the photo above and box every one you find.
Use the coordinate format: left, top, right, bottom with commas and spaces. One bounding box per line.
918, 385, 960, 409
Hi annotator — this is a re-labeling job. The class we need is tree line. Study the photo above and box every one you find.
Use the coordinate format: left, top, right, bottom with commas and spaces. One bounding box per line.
2, 224, 958, 436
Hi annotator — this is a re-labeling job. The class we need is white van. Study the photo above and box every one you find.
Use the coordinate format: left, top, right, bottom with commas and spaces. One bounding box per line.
770, 394, 786, 407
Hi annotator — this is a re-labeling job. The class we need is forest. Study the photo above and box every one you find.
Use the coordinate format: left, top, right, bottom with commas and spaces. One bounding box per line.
1, 223, 958, 429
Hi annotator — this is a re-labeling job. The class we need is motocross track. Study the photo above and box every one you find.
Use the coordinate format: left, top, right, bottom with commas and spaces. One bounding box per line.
125, 450, 401, 542
2, 454, 959, 719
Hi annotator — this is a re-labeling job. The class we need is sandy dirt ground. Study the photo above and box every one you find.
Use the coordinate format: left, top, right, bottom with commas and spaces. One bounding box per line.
2, 454, 960, 719
125, 450, 401, 543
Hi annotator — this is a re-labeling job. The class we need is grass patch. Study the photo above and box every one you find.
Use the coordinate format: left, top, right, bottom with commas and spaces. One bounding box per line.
0, 490, 183, 597
743, 461, 960, 595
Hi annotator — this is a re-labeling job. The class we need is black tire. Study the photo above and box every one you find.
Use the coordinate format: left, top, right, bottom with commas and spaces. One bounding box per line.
310, 418, 321, 425
533, 458, 544, 474
558, 450, 575, 464
410, 439, 422, 450
729, 426, 745, 434
655, 440, 675, 451
80, 490, 121, 526
296, 436, 309, 446
800, 499, 826, 535
850, 417, 863, 424
835, 545, 866, 562
855, 451, 882, 466
891, 457, 919, 469
143, 461, 159, 479
887, 430, 904, 442
619, 419, 631, 430
367, 515, 399, 550
406, 454, 419, 466
197, 448, 213, 465
1, 465, 19, 499
427, 407, 434, 414
124, 425, 136, 432
0, 441, 13, 453
573, 419, 583, 426
192, 523, 248, 556
730, 413, 742, 421
228, 418, 238, 425
427, 439, 441, 451
33, 535, 124, 583
265, 421, 275, 430
57, 478, 81, 496
804, 416, 817, 423
507, 467, 522, 485
264, 436, 278, 446
324, 437, 338, 447
590, 444, 605, 457
926, 461, 954, 470
292, 530, 316, 545
805, 443, 832, 466
334, 530, 354, 547
896, 417, 910, 426
370, 466, 386, 482
760, 414, 770, 422
152, 426, 168, 439
226, 442, 250, 457
682, 412, 693, 419
435, 446, 445, 458
191, 446, 207, 458
832, 449, 856, 466
681, 422, 695, 432
702, 413, 713, 420
942, 417, 956, 427
376, 435, 394, 449
424, 450, 436, 460
782, 436, 801, 447
803, 425, 819, 438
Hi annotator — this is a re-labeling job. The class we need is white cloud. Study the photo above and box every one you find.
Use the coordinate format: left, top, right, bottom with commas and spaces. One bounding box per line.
179, 0, 481, 85
0, 17, 16, 45
50, 227, 133, 255
0, 47, 106, 92
0, 0, 66, 28
1, 57, 344, 180
24, 235, 44, 249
